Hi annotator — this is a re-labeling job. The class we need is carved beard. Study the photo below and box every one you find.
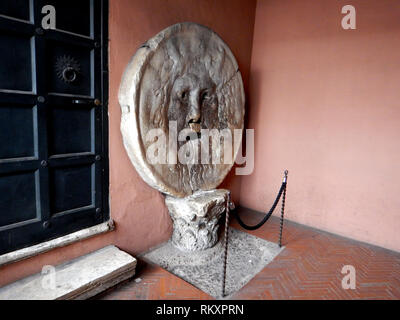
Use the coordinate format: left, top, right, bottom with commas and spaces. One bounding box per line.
175, 161, 217, 193
174, 132, 222, 193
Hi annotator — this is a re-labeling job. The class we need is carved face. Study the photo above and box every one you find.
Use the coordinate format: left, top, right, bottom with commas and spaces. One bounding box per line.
168, 70, 219, 143
119, 23, 245, 197
166, 70, 219, 192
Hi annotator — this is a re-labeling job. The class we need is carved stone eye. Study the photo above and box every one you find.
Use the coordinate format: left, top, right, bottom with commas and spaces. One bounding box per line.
181, 91, 188, 100
200, 91, 210, 103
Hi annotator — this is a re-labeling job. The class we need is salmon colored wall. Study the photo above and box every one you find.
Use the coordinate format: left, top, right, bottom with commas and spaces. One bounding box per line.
0, 0, 256, 287
240, 0, 400, 252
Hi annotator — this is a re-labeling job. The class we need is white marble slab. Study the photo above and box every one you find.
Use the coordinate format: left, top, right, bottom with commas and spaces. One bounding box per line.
0, 245, 136, 300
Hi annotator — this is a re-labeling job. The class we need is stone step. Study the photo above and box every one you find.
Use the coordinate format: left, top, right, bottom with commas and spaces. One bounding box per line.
0, 245, 136, 300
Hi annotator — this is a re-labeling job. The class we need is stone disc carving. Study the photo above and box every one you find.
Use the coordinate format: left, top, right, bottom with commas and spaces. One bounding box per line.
119, 22, 245, 197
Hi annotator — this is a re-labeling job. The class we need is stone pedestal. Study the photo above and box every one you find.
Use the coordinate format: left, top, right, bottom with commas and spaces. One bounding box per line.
165, 189, 229, 251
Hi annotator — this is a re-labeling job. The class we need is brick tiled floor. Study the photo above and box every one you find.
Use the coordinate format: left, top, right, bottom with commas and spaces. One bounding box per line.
97, 207, 400, 300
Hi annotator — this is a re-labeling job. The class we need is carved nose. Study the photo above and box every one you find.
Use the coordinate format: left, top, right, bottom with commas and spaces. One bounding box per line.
188, 97, 201, 124
188, 97, 201, 133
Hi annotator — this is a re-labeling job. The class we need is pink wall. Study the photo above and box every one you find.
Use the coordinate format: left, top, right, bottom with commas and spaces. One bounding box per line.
240, 0, 400, 252
0, 0, 256, 287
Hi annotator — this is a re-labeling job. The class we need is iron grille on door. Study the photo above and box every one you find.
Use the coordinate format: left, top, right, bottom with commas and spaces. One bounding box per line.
0, 0, 109, 255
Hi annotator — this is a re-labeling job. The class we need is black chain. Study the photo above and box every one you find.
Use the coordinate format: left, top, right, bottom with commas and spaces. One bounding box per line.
234, 170, 288, 231
221, 192, 230, 298
279, 170, 288, 247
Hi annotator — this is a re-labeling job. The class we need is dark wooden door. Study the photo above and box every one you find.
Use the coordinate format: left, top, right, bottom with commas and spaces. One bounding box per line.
0, 0, 109, 255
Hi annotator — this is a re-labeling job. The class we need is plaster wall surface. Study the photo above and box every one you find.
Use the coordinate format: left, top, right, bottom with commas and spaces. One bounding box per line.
240, 0, 400, 252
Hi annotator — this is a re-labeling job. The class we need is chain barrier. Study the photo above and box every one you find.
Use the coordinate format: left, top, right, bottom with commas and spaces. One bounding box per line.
221, 171, 288, 297
234, 170, 288, 232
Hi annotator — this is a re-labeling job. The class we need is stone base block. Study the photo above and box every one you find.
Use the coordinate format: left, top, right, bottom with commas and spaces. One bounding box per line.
0, 245, 136, 300
165, 189, 229, 251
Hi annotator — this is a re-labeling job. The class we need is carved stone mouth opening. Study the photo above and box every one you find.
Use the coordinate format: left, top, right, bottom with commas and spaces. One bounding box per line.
188, 121, 201, 134
188, 118, 201, 124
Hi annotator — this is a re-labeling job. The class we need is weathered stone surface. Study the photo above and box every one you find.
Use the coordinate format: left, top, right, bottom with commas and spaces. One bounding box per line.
0, 245, 136, 300
119, 22, 245, 198
142, 228, 284, 299
166, 189, 229, 251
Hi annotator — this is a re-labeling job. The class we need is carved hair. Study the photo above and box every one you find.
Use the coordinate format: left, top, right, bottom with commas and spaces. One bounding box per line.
149, 36, 226, 130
